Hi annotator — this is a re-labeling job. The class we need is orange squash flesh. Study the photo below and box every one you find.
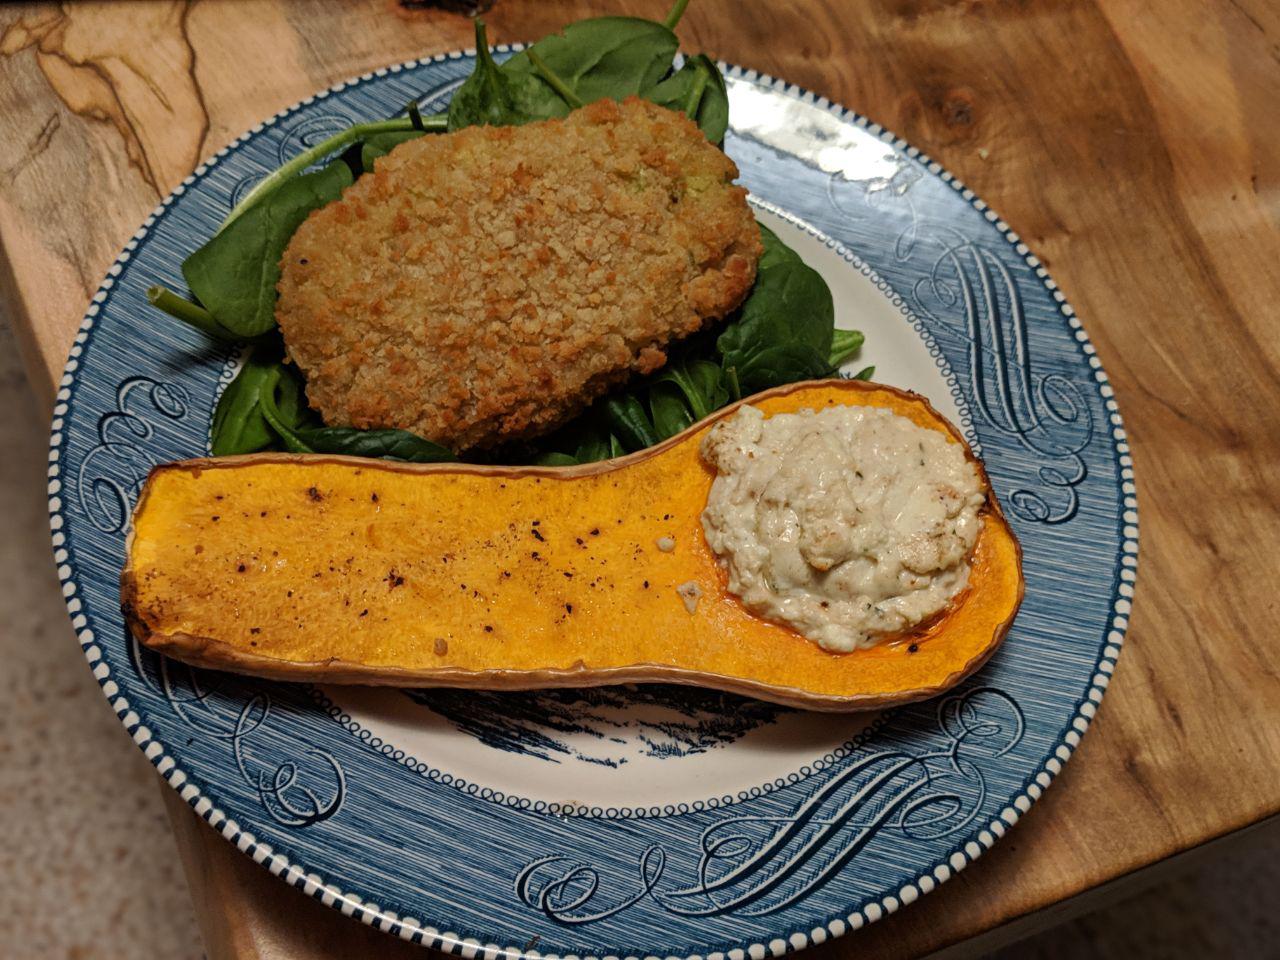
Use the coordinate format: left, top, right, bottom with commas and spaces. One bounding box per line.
122, 380, 1023, 710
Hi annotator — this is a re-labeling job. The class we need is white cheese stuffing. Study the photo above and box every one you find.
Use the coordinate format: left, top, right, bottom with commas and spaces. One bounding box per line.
699, 404, 985, 652
655, 536, 676, 553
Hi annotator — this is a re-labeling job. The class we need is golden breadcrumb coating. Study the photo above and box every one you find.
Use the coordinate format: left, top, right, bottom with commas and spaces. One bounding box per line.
276, 96, 761, 451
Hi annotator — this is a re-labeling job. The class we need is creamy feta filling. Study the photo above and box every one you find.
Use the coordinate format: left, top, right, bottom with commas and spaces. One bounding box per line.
699, 403, 985, 652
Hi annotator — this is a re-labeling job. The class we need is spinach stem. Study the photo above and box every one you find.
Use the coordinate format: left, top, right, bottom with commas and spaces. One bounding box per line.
682, 64, 709, 118
473, 18, 493, 63
257, 368, 314, 453
725, 366, 742, 401
220, 115, 446, 232
526, 49, 584, 108
664, 0, 692, 29
147, 285, 235, 340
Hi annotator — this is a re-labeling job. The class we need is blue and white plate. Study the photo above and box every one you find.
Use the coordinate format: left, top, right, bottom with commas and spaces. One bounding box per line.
48, 52, 1138, 958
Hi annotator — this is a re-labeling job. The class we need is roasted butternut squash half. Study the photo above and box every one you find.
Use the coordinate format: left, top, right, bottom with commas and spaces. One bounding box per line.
122, 381, 1023, 710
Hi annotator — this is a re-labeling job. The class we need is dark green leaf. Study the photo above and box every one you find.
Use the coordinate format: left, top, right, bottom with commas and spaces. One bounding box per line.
251, 366, 454, 462
608, 433, 627, 459
218, 117, 436, 232
448, 20, 552, 130
210, 353, 277, 456
182, 160, 353, 337
291, 426, 455, 462
573, 426, 611, 464
852, 364, 876, 381
272, 363, 315, 430
643, 54, 728, 143
603, 394, 658, 451
652, 356, 726, 421
756, 222, 804, 270
336, 139, 367, 178
717, 256, 835, 390
532, 451, 579, 467
648, 382, 694, 439
209, 343, 313, 455
499, 17, 679, 120
732, 342, 832, 391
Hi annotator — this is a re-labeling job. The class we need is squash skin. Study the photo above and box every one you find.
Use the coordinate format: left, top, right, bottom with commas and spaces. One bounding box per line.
121, 380, 1023, 711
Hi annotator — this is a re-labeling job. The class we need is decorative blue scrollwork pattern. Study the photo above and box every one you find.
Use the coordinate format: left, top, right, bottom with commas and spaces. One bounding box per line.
131, 640, 346, 827
824, 153, 1093, 525
71, 369, 345, 829
76, 377, 189, 533
516, 688, 1023, 924
912, 231, 1092, 523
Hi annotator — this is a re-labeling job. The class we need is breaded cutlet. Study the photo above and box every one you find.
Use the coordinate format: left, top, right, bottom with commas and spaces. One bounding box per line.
275, 96, 761, 451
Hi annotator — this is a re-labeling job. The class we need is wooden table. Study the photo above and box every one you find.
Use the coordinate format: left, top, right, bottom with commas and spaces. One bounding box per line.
3, 1, 1278, 957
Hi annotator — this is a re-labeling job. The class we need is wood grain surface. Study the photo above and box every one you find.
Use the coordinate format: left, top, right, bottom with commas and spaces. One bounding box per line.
3, 1, 1278, 958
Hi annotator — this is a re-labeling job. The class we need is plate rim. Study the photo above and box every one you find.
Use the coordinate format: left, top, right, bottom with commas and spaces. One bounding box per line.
45, 47, 1140, 958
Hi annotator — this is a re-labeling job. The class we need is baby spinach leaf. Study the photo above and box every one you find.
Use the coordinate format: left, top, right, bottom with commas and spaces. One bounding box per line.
717, 256, 835, 391
500, 17, 679, 119
648, 382, 695, 440
828, 328, 866, 368
255, 368, 454, 462
182, 160, 353, 338
448, 20, 552, 130
272, 363, 313, 430
652, 356, 726, 421
528, 413, 614, 465
572, 424, 611, 464
210, 354, 276, 456
756, 222, 805, 270
604, 394, 659, 452
524, 49, 586, 110
650, 355, 732, 442
533, 451, 579, 467
643, 54, 728, 143
727, 342, 832, 392
449, 11, 720, 137
289, 426, 455, 462
211, 347, 314, 456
